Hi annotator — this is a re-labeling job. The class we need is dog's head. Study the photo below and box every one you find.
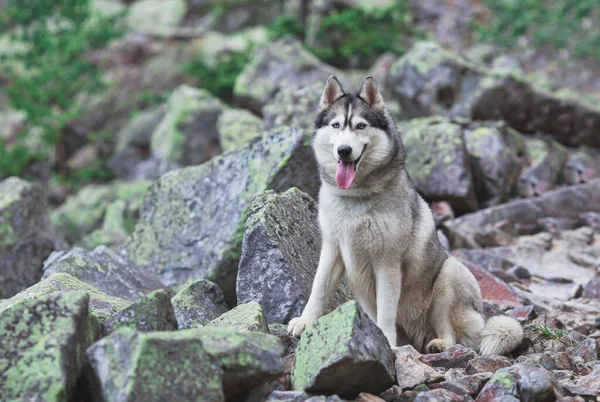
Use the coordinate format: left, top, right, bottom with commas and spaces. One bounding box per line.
313, 75, 402, 191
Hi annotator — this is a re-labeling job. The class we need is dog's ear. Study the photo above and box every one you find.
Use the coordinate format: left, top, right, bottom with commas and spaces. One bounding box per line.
319, 75, 345, 110
358, 76, 384, 111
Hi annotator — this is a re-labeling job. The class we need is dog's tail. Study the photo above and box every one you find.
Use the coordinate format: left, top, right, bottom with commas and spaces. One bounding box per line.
479, 315, 524, 356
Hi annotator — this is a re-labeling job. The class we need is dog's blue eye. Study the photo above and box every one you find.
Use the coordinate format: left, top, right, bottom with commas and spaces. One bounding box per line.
332, 123, 340, 129
357, 123, 366, 130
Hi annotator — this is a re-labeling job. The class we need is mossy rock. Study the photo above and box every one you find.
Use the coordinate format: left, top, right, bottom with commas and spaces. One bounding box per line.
171, 279, 229, 329
50, 180, 151, 245
399, 117, 478, 214
127, 0, 187, 36
292, 301, 395, 398
263, 81, 323, 132
518, 137, 569, 197
42, 246, 164, 302
0, 273, 131, 323
238, 188, 350, 324
0, 292, 98, 401
0, 177, 65, 298
102, 289, 177, 335
86, 327, 284, 401
217, 108, 264, 152
124, 126, 319, 306
207, 301, 269, 333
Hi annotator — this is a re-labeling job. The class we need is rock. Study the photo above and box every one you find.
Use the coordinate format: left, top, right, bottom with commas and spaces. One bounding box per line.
42, 246, 164, 302
102, 289, 177, 335
393, 345, 445, 390
465, 356, 512, 375
442, 181, 600, 248
149, 85, 224, 171
266, 391, 311, 401
217, 108, 264, 152
268, 323, 299, 356
0, 273, 130, 323
292, 301, 395, 398
460, 260, 524, 309
0, 177, 64, 297
504, 363, 564, 401
109, 105, 167, 180
442, 370, 492, 398
420, 345, 477, 370
399, 117, 477, 214
573, 364, 600, 396
234, 37, 339, 114
506, 305, 537, 323
464, 123, 521, 205
0, 292, 96, 401
80, 200, 130, 250
207, 301, 269, 333
568, 338, 598, 363
518, 137, 568, 197
356, 393, 386, 402
475, 371, 519, 401
51, 180, 151, 245
238, 188, 348, 324
564, 147, 600, 185
263, 82, 322, 132
171, 279, 229, 329
387, 41, 600, 148
124, 126, 319, 305
86, 327, 284, 401
517, 352, 574, 371
582, 278, 600, 298
127, 0, 187, 36
413, 389, 469, 401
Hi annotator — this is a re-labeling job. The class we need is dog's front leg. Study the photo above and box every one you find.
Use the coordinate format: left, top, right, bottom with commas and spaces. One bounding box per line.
288, 239, 343, 337
375, 266, 402, 347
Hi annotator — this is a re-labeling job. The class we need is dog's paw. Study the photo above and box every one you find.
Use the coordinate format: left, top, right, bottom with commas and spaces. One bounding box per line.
426, 338, 445, 354
287, 317, 314, 338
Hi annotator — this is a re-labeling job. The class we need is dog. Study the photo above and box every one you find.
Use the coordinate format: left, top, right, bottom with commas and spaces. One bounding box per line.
287, 75, 523, 356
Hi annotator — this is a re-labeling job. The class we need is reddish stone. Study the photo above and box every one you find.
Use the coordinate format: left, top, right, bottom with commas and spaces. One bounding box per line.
420, 345, 477, 369
582, 278, 600, 298
506, 305, 537, 322
460, 259, 524, 309
465, 356, 512, 375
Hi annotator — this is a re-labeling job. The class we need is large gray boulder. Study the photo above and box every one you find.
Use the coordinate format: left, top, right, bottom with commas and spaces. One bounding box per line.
442, 180, 600, 248
263, 82, 322, 132
388, 41, 600, 148
86, 327, 284, 401
42, 246, 164, 302
237, 188, 349, 324
292, 301, 396, 398
234, 37, 340, 114
518, 137, 569, 197
0, 177, 65, 297
399, 117, 478, 214
0, 292, 97, 401
124, 126, 319, 305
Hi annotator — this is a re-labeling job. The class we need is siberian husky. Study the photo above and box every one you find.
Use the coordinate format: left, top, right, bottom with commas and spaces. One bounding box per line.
288, 75, 523, 356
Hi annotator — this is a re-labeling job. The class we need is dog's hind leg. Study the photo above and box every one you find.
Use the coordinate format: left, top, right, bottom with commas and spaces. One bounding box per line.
426, 309, 457, 353
288, 239, 344, 337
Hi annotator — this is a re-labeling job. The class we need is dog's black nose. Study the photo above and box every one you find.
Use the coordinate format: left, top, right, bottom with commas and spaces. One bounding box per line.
337, 145, 352, 159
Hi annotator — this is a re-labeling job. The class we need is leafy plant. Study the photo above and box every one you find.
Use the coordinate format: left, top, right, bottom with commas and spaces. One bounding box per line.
529, 324, 567, 339
267, 15, 304, 41
475, 0, 600, 63
0, 0, 124, 179
182, 50, 250, 102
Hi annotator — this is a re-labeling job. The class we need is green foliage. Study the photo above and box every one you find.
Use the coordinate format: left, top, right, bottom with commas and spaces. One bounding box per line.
267, 15, 304, 41
0, 0, 124, 179
529, 324, 567, 339
182, 50, 250, 102
476, 0, 600, 63
268, 4, 417, 68
0, 139, 35, 177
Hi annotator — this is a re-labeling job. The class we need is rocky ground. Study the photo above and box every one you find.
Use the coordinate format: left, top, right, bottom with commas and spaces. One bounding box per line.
1, 1, 600, 401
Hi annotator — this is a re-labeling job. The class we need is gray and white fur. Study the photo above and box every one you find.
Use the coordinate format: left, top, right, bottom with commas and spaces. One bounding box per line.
288, 76, 523, 356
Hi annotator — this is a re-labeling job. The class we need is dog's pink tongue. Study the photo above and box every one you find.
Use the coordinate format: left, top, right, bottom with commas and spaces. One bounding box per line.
336, 161, 355, 190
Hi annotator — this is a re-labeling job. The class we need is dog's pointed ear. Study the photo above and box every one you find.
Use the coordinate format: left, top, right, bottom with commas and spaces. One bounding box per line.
319, 75, 345, 110
359, 76, 384, 111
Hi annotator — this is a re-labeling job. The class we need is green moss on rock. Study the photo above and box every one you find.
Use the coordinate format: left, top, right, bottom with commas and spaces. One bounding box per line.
207, 301, 269, 333
0, 273, 130, 323
217, 108, 264, 151
0, 292, 97, 401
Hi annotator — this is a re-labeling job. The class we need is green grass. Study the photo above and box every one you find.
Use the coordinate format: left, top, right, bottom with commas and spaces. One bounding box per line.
475, 0, 600, 64
529, 324, 567, 339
